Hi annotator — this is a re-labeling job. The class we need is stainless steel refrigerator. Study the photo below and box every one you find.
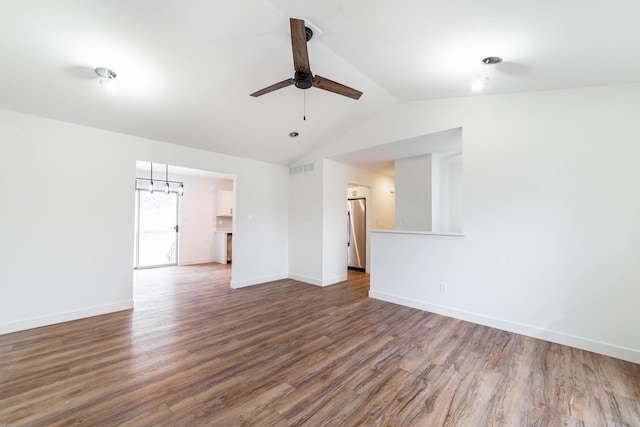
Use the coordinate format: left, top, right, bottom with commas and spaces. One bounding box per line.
347, 198, 366, 271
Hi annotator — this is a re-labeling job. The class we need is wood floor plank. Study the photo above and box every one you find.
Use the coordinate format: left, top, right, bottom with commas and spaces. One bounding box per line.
343, 367, 414, 426
203, 382, 296, 426
118, 403, 174, 427
1, 263, 638, 426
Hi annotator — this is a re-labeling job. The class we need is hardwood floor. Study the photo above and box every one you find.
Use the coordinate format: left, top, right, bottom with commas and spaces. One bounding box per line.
1, 264, 639, 426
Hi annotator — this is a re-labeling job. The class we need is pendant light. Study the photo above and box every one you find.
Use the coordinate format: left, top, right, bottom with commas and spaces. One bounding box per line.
137, 162, 184, 196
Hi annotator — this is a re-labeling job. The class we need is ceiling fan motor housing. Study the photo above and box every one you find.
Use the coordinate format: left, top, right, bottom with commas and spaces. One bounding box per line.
294, 71, 314, 89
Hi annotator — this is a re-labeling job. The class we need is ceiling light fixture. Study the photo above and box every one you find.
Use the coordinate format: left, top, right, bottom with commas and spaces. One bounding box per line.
137, 162, 184, 196
472, 57, 503, 91
94, 67, 117, 87
289, 132, 299, 138
482, 56, 503, 65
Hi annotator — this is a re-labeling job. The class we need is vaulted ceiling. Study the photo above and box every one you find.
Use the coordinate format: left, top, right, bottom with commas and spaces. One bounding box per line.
2, 1, 639, 165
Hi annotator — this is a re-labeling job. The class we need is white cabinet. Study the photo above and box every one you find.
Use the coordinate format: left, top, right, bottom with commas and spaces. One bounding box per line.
217, 190, 234, 216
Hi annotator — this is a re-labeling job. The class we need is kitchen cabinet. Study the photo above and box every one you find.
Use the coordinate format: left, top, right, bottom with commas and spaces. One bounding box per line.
217, 190, 234, 216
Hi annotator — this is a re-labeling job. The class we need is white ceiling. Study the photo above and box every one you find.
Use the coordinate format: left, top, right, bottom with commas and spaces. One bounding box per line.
2, 1, 639, 167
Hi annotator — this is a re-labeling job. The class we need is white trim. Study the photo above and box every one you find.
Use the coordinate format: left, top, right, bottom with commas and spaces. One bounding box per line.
287, 273, 323, 286
370, 229, 465, 237
369, 290, 640, 364
288, 273, 348, 287
322, 273, 348, 287
230, 273, 288, 289
0, 301, 134, 335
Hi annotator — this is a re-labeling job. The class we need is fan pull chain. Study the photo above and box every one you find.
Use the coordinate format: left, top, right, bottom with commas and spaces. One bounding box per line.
303, 90, 306, 121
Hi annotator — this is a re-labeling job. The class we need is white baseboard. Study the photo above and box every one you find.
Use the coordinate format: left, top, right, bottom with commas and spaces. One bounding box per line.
321, 273, 348, 286
0, 300, 134, 335
288, 273, 348, 287
369, 290, 640, 365
288, 273, 323, 286
230, 273, 288, 289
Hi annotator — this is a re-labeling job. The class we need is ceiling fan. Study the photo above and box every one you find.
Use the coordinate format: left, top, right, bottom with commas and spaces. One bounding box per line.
250, 18, 363, 100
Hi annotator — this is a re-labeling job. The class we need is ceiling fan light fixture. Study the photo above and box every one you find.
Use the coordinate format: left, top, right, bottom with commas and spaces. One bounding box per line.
289, 131, 299, 138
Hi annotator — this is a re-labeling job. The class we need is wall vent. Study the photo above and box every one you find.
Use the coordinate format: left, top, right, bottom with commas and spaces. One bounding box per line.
289, 163, 315, 175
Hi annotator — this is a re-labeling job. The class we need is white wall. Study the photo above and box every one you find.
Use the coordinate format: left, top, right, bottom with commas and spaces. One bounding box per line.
173, 175, 232, 266
433, 152, 463, 233
0, 109, 289, 333
291, 83, 640, 363
395, 154, 432, 231
288, 164, 323, 284
322, 160, 350, 285
395, 151, 462, 233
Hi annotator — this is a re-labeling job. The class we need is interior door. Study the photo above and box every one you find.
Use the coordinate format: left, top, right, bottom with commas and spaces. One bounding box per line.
134, 190, 179, 268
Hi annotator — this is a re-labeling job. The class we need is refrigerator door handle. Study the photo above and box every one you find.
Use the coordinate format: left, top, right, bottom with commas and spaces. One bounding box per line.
347, 211, 351, 247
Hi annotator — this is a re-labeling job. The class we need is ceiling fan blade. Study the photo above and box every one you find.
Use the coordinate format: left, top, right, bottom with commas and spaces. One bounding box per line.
250, 78, 294, 97
290, 18, 311, 74
313, 75, 363, 100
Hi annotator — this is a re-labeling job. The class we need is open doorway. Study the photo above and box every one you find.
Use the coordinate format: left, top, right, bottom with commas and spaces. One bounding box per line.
347, 184, 372, 273
134, 161, 235, 270
347, 198, 365, 271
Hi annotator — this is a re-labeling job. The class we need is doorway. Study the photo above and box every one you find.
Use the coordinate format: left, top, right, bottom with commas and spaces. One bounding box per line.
134, 190, 179, 269
347, 184, 371, 273
347, 198, 366, 272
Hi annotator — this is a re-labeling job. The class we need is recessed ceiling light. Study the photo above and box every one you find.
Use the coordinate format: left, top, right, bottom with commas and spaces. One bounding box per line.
482, 56, 503, 65
94, 67, 117, 86
472, 57, 503, 91
289, 132, 299, 138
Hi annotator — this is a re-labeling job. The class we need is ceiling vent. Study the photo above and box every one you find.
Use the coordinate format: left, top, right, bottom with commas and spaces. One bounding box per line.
289, 163, 315, 175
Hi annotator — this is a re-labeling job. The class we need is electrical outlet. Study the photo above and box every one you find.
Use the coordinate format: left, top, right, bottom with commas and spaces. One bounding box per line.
439, 283, 448, 293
